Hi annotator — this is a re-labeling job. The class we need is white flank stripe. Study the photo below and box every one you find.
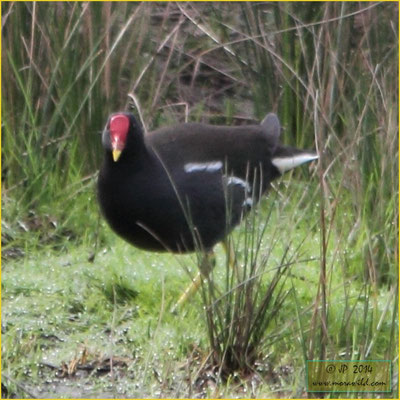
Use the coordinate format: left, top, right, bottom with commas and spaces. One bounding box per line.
227, 176, 251, 192
184, 161, 223, 173
272, 153, 319, 174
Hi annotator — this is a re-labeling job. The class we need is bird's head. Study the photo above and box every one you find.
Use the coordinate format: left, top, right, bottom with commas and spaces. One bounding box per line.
102, 112, 142, 162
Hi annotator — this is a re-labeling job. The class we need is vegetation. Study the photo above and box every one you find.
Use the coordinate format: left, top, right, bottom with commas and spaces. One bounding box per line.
2, 2, 398, 398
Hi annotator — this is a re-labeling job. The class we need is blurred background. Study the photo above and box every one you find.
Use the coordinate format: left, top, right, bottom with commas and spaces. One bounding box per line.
2, 2, 398, 398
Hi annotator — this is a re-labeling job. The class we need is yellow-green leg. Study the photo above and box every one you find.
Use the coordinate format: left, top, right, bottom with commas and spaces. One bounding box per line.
222, 239, 235, 269
171, 240, 236, 313
170, 252, 215, 314
170, 271, 202, 313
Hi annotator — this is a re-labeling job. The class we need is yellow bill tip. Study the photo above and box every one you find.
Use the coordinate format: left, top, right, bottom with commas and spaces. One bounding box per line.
112, 149, 122, 162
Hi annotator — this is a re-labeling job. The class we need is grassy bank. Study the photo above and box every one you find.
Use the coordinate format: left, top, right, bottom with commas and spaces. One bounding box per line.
2, 2, 398, 398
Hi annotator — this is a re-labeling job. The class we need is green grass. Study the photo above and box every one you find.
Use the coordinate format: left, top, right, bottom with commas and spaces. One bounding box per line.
2, 1, 398, 398
2, 179, 396, 397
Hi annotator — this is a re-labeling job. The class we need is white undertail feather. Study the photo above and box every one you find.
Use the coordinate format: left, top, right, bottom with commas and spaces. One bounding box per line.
272, 153, 319, 174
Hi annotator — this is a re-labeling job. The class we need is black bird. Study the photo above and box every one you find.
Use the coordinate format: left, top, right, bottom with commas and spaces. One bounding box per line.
98, 112, 317, 253
98, 112, 318, 307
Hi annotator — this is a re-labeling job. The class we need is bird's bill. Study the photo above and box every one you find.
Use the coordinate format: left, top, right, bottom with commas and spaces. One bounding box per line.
109, 113, 129, 162
110, 136, 124, 162
112, 149, 122, 162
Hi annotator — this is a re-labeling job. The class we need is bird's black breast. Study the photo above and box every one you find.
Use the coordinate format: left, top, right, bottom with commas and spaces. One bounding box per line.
98, 155, 245, 253
99, 112, 317, 254
98, 121, 279, 254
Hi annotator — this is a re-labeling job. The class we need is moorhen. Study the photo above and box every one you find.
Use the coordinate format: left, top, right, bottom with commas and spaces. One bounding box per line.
98, 112, 318, 306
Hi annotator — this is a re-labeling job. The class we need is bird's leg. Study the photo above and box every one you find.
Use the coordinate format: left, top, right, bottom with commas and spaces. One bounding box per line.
222, 239, 236, 270
171, 240, 237, 313
170, 251, 216, 313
